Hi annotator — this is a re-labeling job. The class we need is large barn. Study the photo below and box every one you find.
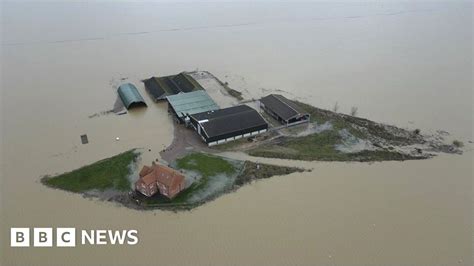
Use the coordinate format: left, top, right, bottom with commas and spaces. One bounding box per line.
143, 72, 204, 101
189, 105, 268, 146
166, 90, 219, 123
259, 94, 310, 126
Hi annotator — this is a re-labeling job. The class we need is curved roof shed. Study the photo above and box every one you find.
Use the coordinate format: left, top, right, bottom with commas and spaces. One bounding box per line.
118, 83, 147, 109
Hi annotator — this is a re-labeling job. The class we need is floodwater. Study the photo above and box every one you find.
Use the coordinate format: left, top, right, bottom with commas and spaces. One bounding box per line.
1, 1, 472, 266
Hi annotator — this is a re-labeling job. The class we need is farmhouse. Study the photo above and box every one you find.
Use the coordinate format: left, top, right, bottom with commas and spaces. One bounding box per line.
143, 72, 204, 101
166, 90, 219, 123
117, 83, 147, 109
259, 94, 309, 126
189, 105, 268, 146
135, 163, 186, 199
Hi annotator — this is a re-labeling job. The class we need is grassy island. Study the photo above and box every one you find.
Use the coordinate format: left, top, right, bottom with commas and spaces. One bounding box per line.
42, 150, 138, 192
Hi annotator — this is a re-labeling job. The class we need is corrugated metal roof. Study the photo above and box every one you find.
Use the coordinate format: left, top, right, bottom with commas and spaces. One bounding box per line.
117, 83, 147, 109
166, 90, 219, 118
191, 105, 268, 139
143, 72, 204, 101
260, 94, 308, 121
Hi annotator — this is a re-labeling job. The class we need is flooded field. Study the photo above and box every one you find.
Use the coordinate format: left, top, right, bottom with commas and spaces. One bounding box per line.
1, 1, 472, 266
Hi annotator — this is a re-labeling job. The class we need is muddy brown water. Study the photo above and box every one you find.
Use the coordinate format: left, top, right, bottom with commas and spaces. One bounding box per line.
1, 2, 472, 266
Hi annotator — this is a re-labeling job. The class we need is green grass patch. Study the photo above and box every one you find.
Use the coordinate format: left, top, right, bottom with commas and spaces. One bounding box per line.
176, 152, 236, 177
139, 158, 306, 209
248, 130, 420, 162
42, 150, 138, 192
138, 153, 238, 207
249, 130, 347, 161
293, 100, 423, 144
294, 100, 368, 138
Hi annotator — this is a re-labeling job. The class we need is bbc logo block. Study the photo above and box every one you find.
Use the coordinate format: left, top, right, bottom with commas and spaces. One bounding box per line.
11, 228, 76, 247
56, 228, 76, 247
10, 228, 30, 247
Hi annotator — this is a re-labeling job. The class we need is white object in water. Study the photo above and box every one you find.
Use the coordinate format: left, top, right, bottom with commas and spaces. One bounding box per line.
116, 137, 120, 141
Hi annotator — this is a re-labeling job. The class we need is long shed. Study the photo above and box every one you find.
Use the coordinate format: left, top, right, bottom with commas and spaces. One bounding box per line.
189, 105, 268, 146
117, 83, 147, 109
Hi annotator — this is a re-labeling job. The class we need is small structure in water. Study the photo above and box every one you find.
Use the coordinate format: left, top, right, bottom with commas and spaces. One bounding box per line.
80, 134, 89, 144
166, 90, 220, 124
135, 163, 186, 199
259, 94, 310, 126
189, 105, 268, 146
117, 83, 147, 109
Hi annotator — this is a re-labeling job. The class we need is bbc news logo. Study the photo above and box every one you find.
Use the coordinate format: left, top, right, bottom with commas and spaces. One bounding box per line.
11, 228, 139, 247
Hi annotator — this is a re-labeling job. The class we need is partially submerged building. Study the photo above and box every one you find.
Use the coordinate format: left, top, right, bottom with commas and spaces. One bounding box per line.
189, 105, 268, 146
135, 163, 186, 199
166, 90, 220, 123
143, 72, 204, 101
117, 83, 147, 109
259, 94, 310, 126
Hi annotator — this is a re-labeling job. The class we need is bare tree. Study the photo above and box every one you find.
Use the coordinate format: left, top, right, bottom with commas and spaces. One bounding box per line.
332, 102, 339, 113
350, 106, 358, 116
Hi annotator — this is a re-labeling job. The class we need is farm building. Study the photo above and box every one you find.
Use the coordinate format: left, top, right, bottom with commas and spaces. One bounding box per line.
117, 83, 147, 109
189, 105, 268, 146
135, 163, 186, 199
143, 72, 204, 101
259, 94, 310, 126
166, 90, 220, 123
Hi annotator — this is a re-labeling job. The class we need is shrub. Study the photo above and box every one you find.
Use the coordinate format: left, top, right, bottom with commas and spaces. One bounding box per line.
452, 140, 464, 148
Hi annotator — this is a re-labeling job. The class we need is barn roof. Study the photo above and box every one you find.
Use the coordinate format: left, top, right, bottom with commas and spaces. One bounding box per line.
260, 94, 308, 121
166, 90, 219, 119
143, 77, 167, 100
143, 72, 204, 101
191, 105, 267, 139
117, 83, 147, 109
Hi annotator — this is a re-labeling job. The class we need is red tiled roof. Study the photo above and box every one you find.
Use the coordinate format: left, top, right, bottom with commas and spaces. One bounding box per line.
137, 164, 185, 188
139, 165, 152, 178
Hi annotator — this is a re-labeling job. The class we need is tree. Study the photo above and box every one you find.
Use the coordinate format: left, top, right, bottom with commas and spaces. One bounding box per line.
332, 102, 339, 113
350, 106, 358, 116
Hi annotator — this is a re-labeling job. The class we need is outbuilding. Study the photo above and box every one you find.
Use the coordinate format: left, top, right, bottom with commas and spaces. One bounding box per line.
259, 94, 309, 126
189, 105, 268, 146
166, 90, 219, 123
117, 83, 147, 109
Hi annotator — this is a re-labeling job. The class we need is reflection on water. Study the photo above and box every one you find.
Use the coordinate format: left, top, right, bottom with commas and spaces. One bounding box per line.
1, 1, 472, 266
